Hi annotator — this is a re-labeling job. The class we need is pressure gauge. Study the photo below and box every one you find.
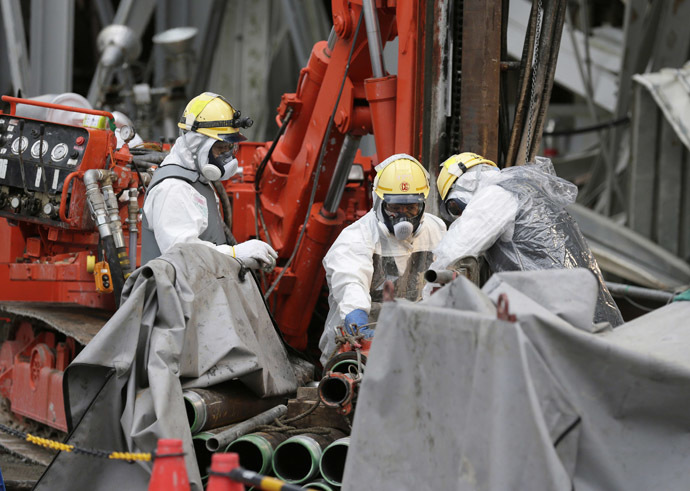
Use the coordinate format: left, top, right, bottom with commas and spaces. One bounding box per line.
11, 136, 28, 154
51, 143, 69, 162
31, 140, 49, 158
120, 125, 135, 143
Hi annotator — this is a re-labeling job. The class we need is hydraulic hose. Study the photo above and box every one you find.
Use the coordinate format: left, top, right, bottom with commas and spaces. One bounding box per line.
127, 187, 138, 270
101, 234, 125, 304
100, 172, 131, 274
84, 169, 125, 303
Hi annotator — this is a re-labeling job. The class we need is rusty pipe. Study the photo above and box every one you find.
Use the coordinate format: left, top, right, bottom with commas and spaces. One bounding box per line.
225, 431, 289, 475
182, 383, 286, 434
318, 372, 358, 415
319, 437, 350, 487
205, 404, 288, 452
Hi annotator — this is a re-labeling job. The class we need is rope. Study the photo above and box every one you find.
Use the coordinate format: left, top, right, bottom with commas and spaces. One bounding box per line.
252, 400, 332, 436
0, 423, 152, 462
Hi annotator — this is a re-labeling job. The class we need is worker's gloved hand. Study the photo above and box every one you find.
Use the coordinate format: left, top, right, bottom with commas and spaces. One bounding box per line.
422, 281, 441, 300
344, 309, 373, 338
233, 240, 278, 272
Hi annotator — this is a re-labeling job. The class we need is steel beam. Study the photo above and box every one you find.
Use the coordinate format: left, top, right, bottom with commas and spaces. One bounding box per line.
421, 0, 450, 216
459, 0, 502, 162
655, 118, 683, 255
650, 0, 690, 71
628, 85, 658, 239
30, 0, 74, 95
0, 0, 31, 95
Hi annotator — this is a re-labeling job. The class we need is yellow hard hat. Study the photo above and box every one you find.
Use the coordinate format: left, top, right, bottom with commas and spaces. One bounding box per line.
178, 92, 252, 143
373, 154, 430, 200
436, 152, 497, 199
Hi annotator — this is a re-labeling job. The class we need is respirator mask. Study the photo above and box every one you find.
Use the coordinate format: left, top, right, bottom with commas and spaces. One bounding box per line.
381, 194, 425, 240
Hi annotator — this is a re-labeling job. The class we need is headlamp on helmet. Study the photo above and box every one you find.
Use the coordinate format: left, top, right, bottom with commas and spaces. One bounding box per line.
179, 92, 253, 144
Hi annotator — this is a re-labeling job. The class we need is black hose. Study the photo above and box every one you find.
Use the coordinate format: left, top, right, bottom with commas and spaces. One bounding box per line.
542, 116, 630, 136
254, 108, 294, 192
264, 9, 365, 300
213, 181, 237, 245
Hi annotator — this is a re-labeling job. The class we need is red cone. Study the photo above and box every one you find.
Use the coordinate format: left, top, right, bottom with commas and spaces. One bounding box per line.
206, 453, 243, 491
148, 439, 191, 491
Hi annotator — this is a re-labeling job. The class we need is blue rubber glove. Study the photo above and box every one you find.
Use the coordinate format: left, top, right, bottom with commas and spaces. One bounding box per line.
344, 309, 373, 338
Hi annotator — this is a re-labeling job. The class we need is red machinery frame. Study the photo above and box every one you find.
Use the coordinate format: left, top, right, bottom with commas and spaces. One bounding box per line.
227, 0, 428, 349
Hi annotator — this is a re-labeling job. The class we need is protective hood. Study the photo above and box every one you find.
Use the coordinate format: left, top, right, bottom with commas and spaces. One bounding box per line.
372, 154, 430, 239
446, 162, 501, 206
159, 131, 216, 176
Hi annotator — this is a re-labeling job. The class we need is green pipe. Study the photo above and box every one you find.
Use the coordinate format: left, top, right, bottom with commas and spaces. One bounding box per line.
302, 479, 337, 490
273, 433, 340, 484
319, 437, 350, 486
226, 432, 288, 475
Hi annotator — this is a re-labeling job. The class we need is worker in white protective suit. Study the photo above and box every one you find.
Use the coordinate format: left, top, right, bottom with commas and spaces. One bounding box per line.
428, 152, 623, 327
142, 92, 277, 268
319, 154, 446, 364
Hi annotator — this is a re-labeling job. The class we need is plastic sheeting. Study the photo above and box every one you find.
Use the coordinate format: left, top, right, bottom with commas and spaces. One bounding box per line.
35, 244, 298, 491
633, 61, 690, 152
433, 158, 622, 327
343, 268, 690, 490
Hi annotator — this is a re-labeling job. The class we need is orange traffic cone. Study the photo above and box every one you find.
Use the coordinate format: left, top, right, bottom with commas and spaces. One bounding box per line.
206, 453, 243, 491
148, 439, 191, 491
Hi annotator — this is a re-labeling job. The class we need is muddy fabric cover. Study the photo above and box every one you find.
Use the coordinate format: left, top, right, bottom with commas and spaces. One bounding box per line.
35, 244, 298, 491
343, 268, 690, 490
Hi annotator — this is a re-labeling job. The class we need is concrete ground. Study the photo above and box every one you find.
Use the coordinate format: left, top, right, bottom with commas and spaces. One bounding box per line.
0, 450, 46, 490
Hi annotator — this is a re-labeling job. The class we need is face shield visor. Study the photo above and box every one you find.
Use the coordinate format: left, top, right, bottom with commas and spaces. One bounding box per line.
381, 193, 425, 240
208, 141, 239, 180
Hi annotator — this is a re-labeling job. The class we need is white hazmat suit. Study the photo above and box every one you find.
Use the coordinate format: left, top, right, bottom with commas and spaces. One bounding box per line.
142, 131, 276, 267
319, 209, 446, 364
430, 157, 623, 327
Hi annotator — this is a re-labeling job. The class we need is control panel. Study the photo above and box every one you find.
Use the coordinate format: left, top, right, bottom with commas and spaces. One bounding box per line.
0, 116, 89, 194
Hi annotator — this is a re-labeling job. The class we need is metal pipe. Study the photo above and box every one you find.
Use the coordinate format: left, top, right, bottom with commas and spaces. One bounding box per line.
362, 0, 385, 78
605, 282, 677, 304
225, 431, 289, 475
272, 431, 345, 485
319, 437, 350, 487
424, 269, 457, 285
302, 480, 336, 491
183, 384, 285, 435
318, 372, 358, 415
326, 27, 337, 54
127, 187, 138, 270
190, 424, 235, 479
192, 432, 215, 480
205, 404, 287, 452
321, 134, 360, 217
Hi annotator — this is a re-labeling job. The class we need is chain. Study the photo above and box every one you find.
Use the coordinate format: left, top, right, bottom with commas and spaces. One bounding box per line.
526, 0, 544, 157
0, 423, 152, 462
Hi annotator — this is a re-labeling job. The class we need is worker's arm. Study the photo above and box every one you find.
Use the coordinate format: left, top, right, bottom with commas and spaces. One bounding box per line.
323, 218, 376, 321
432, 184, 518, 270
143, 179, 236, 256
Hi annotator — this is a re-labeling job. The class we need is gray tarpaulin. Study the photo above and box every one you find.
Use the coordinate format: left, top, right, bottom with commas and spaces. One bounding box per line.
35, 244, 298, 491
343, 268, 690, 490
